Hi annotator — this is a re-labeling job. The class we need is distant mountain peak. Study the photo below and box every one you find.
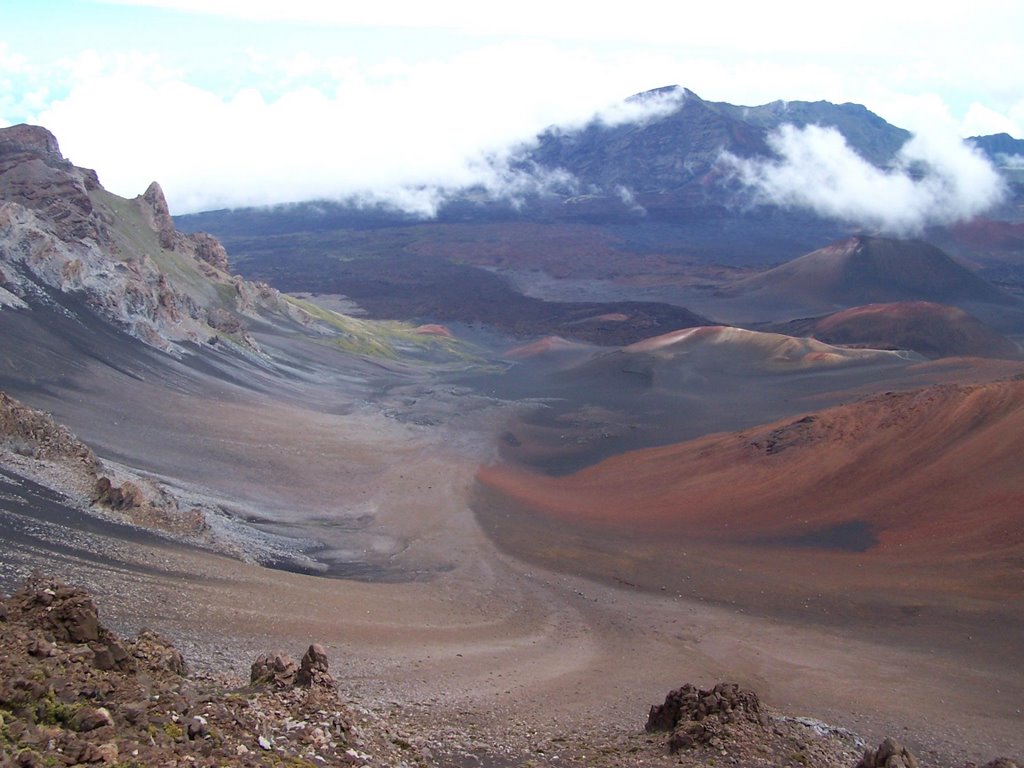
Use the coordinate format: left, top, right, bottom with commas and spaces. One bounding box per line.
627, 84, 700, 102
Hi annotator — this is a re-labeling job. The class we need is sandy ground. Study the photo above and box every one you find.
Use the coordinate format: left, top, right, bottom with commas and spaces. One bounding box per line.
2, 332, 1022, 766
2, 397, 1022, 767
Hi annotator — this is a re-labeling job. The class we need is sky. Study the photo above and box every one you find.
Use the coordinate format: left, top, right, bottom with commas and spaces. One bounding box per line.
2, 0, 1023, 221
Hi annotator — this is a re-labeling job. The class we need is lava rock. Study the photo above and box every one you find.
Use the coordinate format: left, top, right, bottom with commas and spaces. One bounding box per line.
250, 651, 298, 688
647, 682, 765, 733
132, 628, 187, 676
72, 706, 114, 733
297, 643, 335, 689
857, 737, 920, 768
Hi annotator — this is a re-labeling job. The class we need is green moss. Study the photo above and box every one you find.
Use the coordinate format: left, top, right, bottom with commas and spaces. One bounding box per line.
0, 709, 11, 745
162, 721, 185, 740
36, 690, 80, 726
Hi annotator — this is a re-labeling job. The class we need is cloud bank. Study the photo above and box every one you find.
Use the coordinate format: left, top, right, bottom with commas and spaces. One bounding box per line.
9, 43, 686, 215
722, 124, 1007, 234
4, 1, 1022, 218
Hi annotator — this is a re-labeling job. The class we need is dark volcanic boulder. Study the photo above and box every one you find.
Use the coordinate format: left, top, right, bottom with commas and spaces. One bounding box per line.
3, 578, 147, 673
296, 643, 335, 689
856, 737, 920, 768
646, 682, 765, 732
647, 682, 768, 754
133, 628, 187, 676
250, 651, 299, 687
8, 579, 101, 643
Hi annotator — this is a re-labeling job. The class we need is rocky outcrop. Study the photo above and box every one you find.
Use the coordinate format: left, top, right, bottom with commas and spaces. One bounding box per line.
139, 181, 177, 249
646, 682, 769, 752
0, 391, 100, 474
0, 124, 103, 243
646, 682, 766, 732
297, 643, 336, 689
0, 123, 273, 355
856, 737, 920, 768
857, 741, 1020, 768
91, 476, 145, 511
189, 230, 230, 272
133, 628, 188, 676
0, 188, 212, 353
0, 578, 419, 767
1, 389, 209, 537
135, 182, 230, 272
0, 123, 62, 157
0, 123, 412, 359
250, 651, 299, 688
4, 579, 138, 672
251, 644, 336, 691
644, 683, 1021, 768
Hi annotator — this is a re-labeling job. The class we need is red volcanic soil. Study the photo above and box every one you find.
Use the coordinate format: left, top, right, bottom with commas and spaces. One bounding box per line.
478, 378, 1024, 564
413, 323, 453, 337
504, 335, 595, 360
776, 301, 1020, 358
617, 324, 910, 371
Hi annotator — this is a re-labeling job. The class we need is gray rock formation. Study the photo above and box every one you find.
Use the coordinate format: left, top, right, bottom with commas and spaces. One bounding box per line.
0, 123, 297, 355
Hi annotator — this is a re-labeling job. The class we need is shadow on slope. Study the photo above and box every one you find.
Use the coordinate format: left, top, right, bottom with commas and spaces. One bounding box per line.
464, 325, 925, 475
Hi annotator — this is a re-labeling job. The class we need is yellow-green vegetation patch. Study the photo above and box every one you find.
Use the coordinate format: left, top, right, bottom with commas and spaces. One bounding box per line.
284, 295, 481, 364
35, 689, 82, 727
162, 721, 185, 741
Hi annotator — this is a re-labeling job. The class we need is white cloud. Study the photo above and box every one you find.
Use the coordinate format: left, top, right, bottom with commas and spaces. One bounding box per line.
23, 43, 696, 214
5, 2, 1023, 215
597, 87, 687, 127
962, 102, 1024, 139
722, 124, 1006, 235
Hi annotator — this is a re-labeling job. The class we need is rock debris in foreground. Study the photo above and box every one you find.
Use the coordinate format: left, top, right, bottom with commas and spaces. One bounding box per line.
0, 577, 419, 767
